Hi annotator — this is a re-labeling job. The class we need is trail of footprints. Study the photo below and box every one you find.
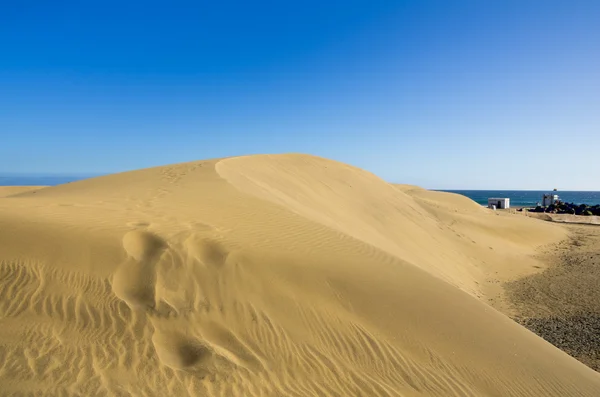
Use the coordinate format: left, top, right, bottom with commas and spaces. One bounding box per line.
111, 229, 260, 376
0, 229, 480, 395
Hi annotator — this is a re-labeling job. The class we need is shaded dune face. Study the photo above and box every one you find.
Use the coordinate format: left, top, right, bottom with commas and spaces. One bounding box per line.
0, 154, 599, 396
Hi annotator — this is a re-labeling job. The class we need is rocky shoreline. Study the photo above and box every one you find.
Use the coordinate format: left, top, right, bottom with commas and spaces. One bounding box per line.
529, 202, 600, 216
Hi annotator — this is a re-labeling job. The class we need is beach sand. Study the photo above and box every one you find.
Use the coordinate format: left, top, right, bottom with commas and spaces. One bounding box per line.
506, 224, 600, 371
526, 212, 600, 226
1, 154, 599, 396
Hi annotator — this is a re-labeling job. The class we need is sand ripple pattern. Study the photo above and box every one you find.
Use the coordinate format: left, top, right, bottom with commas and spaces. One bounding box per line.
2, 154, 600, 396
0, 230, 491, 396
106, 230, 476, 396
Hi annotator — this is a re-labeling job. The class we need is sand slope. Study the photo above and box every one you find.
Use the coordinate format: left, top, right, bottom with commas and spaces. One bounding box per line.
0, 186, 47, 198
1, 154, 599, 396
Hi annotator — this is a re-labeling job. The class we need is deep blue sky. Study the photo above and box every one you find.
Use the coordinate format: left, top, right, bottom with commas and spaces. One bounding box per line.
1, 1, 598, 189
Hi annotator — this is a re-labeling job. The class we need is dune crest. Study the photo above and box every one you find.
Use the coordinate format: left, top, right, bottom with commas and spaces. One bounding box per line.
0, 154, 599, 396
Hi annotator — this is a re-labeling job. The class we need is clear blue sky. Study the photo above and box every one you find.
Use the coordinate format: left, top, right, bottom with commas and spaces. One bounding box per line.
1, 1, 598, 189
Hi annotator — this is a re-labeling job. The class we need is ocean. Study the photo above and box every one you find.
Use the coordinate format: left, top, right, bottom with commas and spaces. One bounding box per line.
0, 175, 97, 186
441, 190, 600, 207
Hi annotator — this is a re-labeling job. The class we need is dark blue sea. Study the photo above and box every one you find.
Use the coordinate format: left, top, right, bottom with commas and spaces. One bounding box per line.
441, 190, 600, 207
0, 175, 97, 186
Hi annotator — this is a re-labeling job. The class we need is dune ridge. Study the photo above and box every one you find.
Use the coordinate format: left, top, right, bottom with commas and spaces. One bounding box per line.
1, 154, 599, 396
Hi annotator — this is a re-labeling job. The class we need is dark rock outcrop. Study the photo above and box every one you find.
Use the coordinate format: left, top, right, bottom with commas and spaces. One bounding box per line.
529, 201, 600, 216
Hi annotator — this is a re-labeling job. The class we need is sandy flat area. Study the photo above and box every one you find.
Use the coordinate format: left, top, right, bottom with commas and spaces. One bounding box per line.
1, 154, 599, 396
506, 224, 600, 371
525, 212, 600, 226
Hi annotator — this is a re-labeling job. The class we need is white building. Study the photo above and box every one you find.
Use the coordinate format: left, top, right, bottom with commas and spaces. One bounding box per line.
542, 194, 559, 207
488, 198, 510, 209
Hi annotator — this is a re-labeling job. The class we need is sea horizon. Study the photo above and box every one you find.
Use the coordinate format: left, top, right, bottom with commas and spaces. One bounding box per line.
0, 174, 101, 186
441, 190, 600, 207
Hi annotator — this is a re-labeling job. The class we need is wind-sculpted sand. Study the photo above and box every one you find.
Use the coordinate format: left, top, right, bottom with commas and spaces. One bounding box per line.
1, 154, 599, 396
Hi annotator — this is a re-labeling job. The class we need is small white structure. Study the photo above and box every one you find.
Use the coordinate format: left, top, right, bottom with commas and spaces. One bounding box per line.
542, 194, 559, 207
488, 198, 510, 209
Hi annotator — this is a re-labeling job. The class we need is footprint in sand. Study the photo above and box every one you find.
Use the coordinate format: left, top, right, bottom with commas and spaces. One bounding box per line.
152, 327, 214, 370
126, 221, 151, 228
185, 221, 216, 232
112, 230, 260, 374
151, 316, 261, 373
111, 230, 167, 310
184, 236, 229, 268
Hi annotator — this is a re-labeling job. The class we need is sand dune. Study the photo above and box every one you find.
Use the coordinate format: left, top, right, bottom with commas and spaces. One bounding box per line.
0, 186, 47, 198
1, 154, 599, 396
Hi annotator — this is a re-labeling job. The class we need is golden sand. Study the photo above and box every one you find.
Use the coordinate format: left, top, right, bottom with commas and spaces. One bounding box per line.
0, 154, 598, 396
